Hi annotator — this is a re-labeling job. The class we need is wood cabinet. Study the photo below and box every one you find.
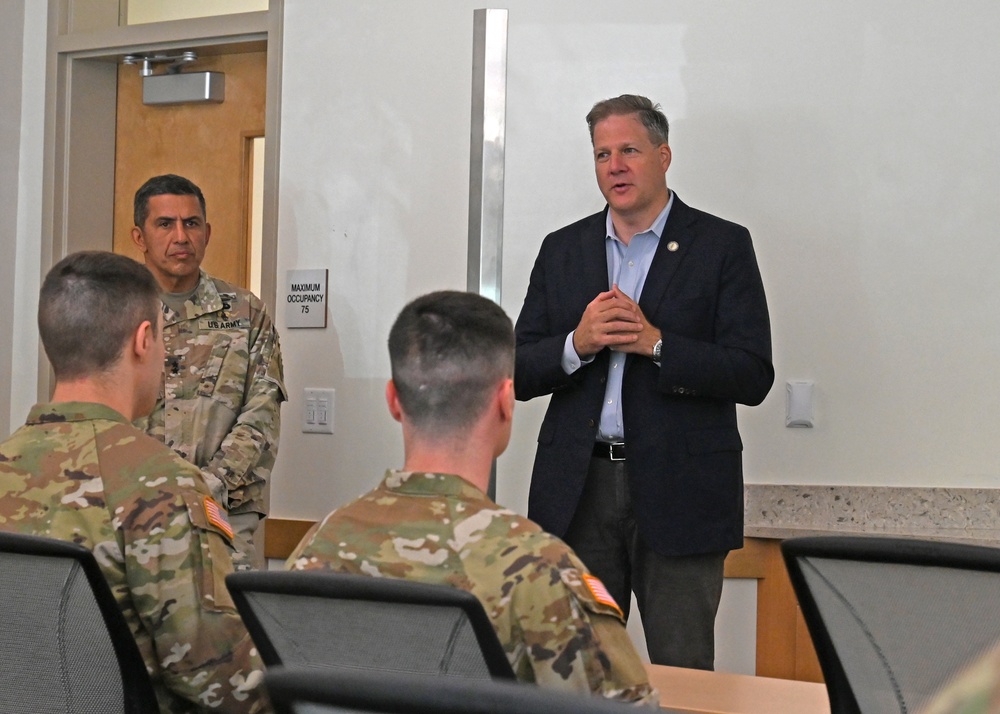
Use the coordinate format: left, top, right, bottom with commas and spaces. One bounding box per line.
724, 537, 823, 682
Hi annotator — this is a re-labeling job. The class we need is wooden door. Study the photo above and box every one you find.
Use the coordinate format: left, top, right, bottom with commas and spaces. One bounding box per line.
112, 51, 266, 289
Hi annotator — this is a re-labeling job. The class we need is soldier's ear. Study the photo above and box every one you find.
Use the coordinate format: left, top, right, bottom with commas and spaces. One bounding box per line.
130, 226, 147, 253
385, 379, 403, 423
132, 320, 155, 359
497, 378, 514, 424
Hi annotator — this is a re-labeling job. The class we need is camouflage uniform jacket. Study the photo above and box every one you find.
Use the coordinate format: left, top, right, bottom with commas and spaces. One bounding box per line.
0, 402, 269, 713
137, 271, 286, 518
920, 643, 1000, 714
287, 470, 658, 706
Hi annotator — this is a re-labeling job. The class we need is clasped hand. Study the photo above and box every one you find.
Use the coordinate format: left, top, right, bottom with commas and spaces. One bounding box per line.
572, 285, 661, 359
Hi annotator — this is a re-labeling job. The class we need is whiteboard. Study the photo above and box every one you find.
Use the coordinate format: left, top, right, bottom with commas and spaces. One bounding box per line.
497, 1, 1000, 507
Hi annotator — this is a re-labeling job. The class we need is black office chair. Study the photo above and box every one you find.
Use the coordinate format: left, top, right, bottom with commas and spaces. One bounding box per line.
227, 570, 516, 679
0, 531, 158, 714
782, 535, 1000, 714
264, 665, 665, 714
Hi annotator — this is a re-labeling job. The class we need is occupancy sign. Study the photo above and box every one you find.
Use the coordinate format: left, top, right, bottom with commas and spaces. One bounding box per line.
285, 268, 328, 328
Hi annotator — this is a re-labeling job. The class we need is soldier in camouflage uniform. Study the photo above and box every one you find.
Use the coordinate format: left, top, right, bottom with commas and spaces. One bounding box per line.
0, 252, 268, 713
131, 174, 286, 569
920, 644, 1000, 714
287, 290, 657, 706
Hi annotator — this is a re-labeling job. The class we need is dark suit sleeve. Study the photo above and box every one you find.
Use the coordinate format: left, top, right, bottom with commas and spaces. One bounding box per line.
654, 224, 773, 406
514, 237, 587, 401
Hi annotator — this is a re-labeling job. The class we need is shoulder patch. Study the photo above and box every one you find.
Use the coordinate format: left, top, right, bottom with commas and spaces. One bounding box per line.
203, 496, 234, 540
583, 573, 623, 618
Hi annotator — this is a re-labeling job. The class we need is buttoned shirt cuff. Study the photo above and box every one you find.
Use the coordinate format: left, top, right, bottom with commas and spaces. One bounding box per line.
562, 331, 595, 374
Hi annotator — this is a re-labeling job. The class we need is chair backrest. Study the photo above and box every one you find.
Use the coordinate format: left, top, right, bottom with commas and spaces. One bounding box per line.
263, 666, 661, 714
0, 531, 158, 714
226, 570, 516, 680
782, 535, 1000, 714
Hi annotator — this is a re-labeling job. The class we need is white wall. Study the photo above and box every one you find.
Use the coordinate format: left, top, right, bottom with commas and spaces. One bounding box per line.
275, 1, 1000, 524
125, 0, 267, 24
0, 1, 25, 440
0, 1, 46, 435
498, 1, 1000, 507
272, 1, 485, 516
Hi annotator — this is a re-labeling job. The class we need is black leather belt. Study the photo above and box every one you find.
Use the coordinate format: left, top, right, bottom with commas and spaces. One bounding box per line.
592, 441, 626, 461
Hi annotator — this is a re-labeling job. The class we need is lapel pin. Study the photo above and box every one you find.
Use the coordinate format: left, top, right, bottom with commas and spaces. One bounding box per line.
667, 241, 679, 252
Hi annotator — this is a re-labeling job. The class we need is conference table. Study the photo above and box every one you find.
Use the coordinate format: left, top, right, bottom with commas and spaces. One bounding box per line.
647, 664, 830, 713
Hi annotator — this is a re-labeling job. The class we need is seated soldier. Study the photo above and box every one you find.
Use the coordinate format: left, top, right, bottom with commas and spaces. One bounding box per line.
287, 290, 658, 706
0, 251, 268, 713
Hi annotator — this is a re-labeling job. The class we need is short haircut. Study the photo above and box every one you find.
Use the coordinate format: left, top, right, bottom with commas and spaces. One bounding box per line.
388, 290, 514, 433
39, 251, 161, 381
586, 94, 670, 146
133, 174, 207, 227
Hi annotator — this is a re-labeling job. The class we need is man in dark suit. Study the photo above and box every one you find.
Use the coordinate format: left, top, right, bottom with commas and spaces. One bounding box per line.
514, 94, 773, 669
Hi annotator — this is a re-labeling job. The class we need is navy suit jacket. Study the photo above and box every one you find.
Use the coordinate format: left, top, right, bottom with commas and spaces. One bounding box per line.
514, 195, 773, 556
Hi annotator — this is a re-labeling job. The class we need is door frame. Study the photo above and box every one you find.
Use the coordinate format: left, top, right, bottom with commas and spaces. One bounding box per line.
39, 0, 284, 400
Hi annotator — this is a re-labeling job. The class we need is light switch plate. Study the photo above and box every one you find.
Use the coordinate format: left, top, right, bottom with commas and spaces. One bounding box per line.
786, 380, 814, 428
303, 388, 335, 434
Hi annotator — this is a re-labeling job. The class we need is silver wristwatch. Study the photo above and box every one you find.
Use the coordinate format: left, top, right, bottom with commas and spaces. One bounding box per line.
651, 338, 663, 364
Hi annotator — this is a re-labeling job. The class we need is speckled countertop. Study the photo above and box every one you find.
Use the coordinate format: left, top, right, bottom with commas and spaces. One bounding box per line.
744, 484, 1000, 546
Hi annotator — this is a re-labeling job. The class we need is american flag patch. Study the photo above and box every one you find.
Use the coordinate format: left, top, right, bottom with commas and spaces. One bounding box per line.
203, 497, 234, 540
583, 573, 622, 617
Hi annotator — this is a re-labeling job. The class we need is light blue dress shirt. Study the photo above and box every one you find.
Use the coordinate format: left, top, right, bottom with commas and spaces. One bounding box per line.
561, 193, 674, 441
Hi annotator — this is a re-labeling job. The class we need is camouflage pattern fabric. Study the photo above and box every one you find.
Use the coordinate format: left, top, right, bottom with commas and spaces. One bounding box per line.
0, 401, 269, 713
920, 644, 1000, 714
287, 470, 658, 706
136, 271, 286, 568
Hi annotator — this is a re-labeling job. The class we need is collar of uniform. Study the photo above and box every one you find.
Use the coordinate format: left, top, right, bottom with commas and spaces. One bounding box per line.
25, 401, 130, 426
162, 271, 223, 325
381, 469, 486, 499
